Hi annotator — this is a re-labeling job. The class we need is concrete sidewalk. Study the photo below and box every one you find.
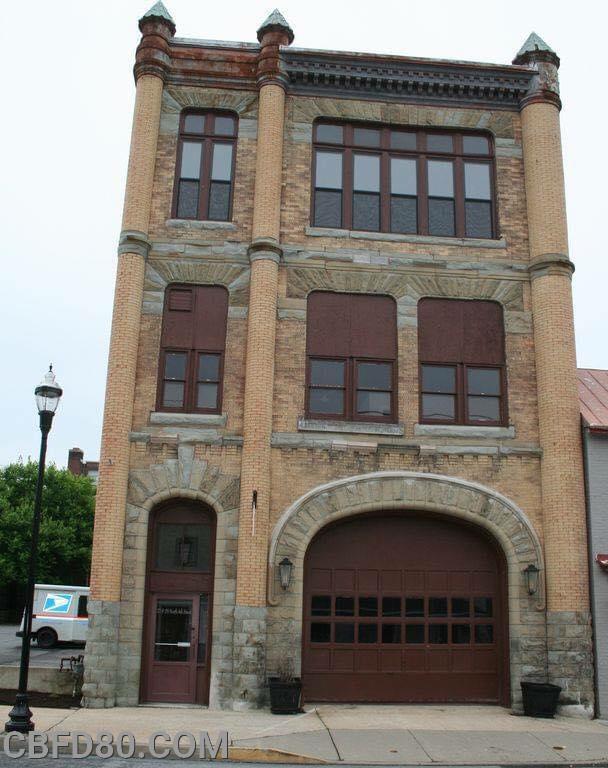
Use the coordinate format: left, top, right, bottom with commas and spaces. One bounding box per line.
3, 703, 608, 763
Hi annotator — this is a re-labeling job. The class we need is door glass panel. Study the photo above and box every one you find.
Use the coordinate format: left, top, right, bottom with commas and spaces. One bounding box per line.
335, 623, 355, 643
358, 623, 378, 643
198, 594, 209, 663
474, 597, 493, 617
311, 595, 332, 616
429, 624, 448, 644
382, 597, 401, 617
451, 597, 470, 617
452, 624, 471, 644
156, 523, 211, 571
311, 623, 331, 642
335, 596, 355, 616
475, 624, 494, 644
429, 597, 448, 617
405, 597, 424, 617
405, 624, 425, 643
154, 600, 192, 662
382, 624, 401, 643
359, 597, 378, 616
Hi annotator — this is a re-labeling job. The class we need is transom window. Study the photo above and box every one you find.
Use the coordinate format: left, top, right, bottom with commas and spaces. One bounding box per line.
312, 122, 495, 239
306, 292, 397, 423
157, 285, 228, 414
418, 298, 506, 426
173, 111, 237, 222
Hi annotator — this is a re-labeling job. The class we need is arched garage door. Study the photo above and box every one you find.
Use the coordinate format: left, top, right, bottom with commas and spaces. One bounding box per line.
302, 512, 508, 704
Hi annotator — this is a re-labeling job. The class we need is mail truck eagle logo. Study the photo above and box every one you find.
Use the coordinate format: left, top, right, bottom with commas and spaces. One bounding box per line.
43, 593, 73, 614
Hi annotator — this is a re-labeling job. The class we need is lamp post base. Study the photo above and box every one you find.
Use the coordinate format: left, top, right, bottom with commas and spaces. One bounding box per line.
5, 693, 34, 733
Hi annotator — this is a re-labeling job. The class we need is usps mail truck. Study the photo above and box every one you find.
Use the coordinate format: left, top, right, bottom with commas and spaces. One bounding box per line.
17, 584, 89, 648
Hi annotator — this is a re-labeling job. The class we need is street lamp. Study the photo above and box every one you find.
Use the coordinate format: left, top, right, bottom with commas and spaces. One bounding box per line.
5, 366, 62, 733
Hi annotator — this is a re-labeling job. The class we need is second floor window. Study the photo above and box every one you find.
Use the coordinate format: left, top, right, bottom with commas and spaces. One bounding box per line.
173, 111, 237, 222
157, 284, 229, 414
418, 298, 506, 426
312, 122, 496, 239
306, 291, 397, 423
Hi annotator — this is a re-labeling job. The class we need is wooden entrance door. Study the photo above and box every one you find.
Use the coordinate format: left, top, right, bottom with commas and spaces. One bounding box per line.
302, 512, 508, 704
141, 502, 215, 704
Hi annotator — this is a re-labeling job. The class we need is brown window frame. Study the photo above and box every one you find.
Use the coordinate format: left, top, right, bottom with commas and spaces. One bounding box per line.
419, 362, 507, 427
311, 121, 497, 239
306, 356, 396, 424
156, 285, 228, 415
171, 110, 238, 222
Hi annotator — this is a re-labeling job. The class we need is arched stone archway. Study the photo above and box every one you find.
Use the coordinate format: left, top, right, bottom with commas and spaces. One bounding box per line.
113, 458, 240, 709
267, 471, 545, 709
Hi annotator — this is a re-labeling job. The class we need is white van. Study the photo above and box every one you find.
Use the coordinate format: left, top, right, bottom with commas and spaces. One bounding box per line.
17, 584, 89, 648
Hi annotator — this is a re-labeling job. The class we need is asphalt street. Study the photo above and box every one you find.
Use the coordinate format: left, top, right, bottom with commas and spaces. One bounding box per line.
0, 625, 83, 667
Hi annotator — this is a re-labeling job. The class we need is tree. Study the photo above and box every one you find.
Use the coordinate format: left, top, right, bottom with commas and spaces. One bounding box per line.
0, 460, 96, 588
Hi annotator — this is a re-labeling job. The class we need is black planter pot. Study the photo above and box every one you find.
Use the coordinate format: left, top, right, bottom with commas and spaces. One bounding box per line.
268, 677, 302, 714
521, 681, 562, 718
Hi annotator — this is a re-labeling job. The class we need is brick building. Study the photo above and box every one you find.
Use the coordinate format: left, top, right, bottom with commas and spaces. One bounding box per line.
68, 448, 99, 484
82, 4, 593, 714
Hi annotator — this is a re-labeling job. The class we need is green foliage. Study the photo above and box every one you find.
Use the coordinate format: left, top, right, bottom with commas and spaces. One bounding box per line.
0, 461, 96, 588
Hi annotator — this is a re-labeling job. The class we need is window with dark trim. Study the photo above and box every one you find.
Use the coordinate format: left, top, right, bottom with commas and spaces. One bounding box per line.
172, 111, 237, 221
418, 298, 506, 426
157, 285, 229, 414
306, 292, 397, 422
312, 122, 496, 239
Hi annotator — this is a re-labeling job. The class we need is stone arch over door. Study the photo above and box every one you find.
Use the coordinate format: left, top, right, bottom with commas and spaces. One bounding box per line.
114, 457, 240, 709
267, 471, 545, 709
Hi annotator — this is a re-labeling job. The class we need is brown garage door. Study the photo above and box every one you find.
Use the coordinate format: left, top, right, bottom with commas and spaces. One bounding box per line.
302, 512, 508, 704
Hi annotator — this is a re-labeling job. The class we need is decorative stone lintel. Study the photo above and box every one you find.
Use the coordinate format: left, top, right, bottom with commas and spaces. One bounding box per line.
529, 254, 574, 279
150, 412, 227, 427
248, 238, 283, 264
298, 417, 404, 437
165, 219, 237, 231
118, 230, 151, 259
414, 423, 516, 439
304, 226, 507, 250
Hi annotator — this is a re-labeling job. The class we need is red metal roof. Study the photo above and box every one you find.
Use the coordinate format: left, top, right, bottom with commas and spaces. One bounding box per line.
578, 368, 608, 430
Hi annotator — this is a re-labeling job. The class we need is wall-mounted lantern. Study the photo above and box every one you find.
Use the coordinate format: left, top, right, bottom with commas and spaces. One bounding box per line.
278, 557, 294, 591
523, 563, 540, 595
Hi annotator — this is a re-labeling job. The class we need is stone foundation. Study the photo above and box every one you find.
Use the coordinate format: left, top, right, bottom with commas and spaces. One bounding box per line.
81, 599, 120, 708
547, 610, 594, 717
231, 606, 268, 709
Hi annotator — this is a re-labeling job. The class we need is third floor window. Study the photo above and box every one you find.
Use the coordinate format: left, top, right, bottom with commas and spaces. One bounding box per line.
312, 122, 496, 239
172, 111, 237, 222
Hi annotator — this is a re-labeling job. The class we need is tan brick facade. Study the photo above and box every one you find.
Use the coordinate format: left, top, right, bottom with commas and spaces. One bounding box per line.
83, 12, 593, 715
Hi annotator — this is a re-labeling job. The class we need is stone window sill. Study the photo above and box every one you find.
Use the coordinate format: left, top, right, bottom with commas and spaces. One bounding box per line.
305, 226, 507, 250
166, 219, 237, 231
298, 417, 404, 437
413, 423, 515, 439
149, 412, 227, 427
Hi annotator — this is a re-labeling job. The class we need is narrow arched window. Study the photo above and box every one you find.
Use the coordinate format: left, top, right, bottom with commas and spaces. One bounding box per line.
157, 284, 229, 414
172, 111, 237, 222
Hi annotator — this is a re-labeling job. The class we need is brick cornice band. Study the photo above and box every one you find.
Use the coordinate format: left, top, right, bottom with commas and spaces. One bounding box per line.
248, 239, 283, 264
529, 254, 574, 278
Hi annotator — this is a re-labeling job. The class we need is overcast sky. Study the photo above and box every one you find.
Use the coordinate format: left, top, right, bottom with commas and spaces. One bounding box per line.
1, 0, 606, 468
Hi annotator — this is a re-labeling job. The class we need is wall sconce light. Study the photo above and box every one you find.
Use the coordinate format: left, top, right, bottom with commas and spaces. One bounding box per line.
278, 557, 294, 591
523, 563, 540, 595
